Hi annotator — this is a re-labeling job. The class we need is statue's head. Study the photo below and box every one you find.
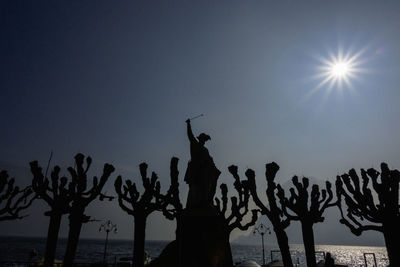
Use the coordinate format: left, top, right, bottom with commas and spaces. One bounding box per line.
197, 133, 211, 145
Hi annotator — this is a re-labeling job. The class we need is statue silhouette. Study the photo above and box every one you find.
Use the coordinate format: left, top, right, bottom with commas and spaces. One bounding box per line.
184, 119, 220, 209
150, 121, 230, 267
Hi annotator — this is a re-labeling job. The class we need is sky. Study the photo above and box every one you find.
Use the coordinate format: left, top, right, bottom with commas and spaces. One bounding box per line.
1, 1, 400, 246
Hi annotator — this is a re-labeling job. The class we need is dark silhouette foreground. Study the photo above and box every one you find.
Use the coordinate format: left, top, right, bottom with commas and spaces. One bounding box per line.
2, 125, 399, 267
184, 119, 220, 209
245, 163, 294, 267
115, 162, 163, 267
0, 170, 35, 221
63, 154, 115, 267
150, 120, 233, 267
215, 165, 258, 234
31, 161, 73, 267
31, 154, 114, 267
277, 176, 336, 267
336, 163, 399, 267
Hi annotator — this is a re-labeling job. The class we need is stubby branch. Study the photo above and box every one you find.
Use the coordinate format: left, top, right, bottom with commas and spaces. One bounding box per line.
245, 162, 294, 267
114, 162, 163, 267
0, 170, 35, 221
63, 154, 115, 267
159, 157, 182, 222
215, 165, 258, 233
336, 163, 399, 266
277, 175, 336, 267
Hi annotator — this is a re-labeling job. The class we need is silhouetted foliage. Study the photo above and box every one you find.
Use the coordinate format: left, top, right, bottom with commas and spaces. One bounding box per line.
63, 154, 115, 267
0, 170, 34, 221
215, 165, 258, 233
114, 162, 162, 267
277, 176, 336, 267
30, 161, 74, 267
336, 163, 400, 267
245, 163, 294, 267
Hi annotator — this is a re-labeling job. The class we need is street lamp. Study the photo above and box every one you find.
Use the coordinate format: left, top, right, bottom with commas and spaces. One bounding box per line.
253, 223, 271, 267
99, 220, 117, 263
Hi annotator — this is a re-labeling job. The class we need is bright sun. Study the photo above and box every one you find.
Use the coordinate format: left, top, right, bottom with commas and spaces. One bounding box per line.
310, 46, 368, 96
331, 62, 349, 77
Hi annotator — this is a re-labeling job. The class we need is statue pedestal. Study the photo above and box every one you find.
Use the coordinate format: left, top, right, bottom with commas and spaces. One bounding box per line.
180, 207, 232, 267
149, 207, 232, 267
149, 122, 231, 267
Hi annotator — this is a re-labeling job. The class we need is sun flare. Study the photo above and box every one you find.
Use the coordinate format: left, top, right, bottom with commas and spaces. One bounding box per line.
331, 62, 349, 77
310, 46, 368, 96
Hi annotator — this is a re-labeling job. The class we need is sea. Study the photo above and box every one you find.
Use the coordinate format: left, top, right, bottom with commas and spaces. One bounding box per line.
0, 236, 389, 267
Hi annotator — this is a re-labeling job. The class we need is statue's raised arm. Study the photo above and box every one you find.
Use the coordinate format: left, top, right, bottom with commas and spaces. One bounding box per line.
186, 119, 197, 145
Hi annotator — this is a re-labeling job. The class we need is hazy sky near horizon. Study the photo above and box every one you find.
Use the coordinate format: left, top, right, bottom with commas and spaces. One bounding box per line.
1, 1, 400, 246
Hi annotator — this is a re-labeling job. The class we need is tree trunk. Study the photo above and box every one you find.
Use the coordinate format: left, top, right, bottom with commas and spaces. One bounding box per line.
133, 215, 147, 267
301, 222, 316, 267
44, 214, 62, 267
64, 215, 83, 267
274, 227, 293, 267
383, 220, 400, 267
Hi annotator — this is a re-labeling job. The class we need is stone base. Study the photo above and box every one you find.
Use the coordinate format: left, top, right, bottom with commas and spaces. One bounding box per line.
149, 208, 232, 267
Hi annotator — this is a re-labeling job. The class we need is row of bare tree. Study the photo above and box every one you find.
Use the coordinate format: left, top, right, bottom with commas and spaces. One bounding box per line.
218, 162, 399, 267
1, 154, 399, 267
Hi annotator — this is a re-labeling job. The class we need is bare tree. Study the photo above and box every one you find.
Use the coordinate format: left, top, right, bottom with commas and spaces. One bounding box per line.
159, 157, 183, 238
245, 163, 293, 267
30, 161, 74, 267
215, 165, 258, 234
150, 157, 184, 267
336, 163, 399, 267
114, 162, 162, 267
0, 170, 35, 221
212, 165, 258, 267
63, 153, 115, 267
277, 176, 336, 267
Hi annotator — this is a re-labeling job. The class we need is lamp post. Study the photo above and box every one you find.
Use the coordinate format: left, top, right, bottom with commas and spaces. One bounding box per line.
253, 223, 271, 267
99, 220, 117, 263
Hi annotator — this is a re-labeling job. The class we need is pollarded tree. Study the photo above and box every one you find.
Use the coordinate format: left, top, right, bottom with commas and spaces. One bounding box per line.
0, 170, 35, 221
336, 163, 399, 267
150, 157, 184, 267
159, 157, 183, 239
245, 163, 293, 267
214, 165, 258, 267
63, 154, 115, 267
215, 165, 258, 234
276, 176, 336, 267
30, 162, 74, 267
114, 162, 163, 267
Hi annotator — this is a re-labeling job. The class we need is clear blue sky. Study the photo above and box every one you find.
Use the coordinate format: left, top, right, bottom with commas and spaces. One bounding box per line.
1, 1, 399, 245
